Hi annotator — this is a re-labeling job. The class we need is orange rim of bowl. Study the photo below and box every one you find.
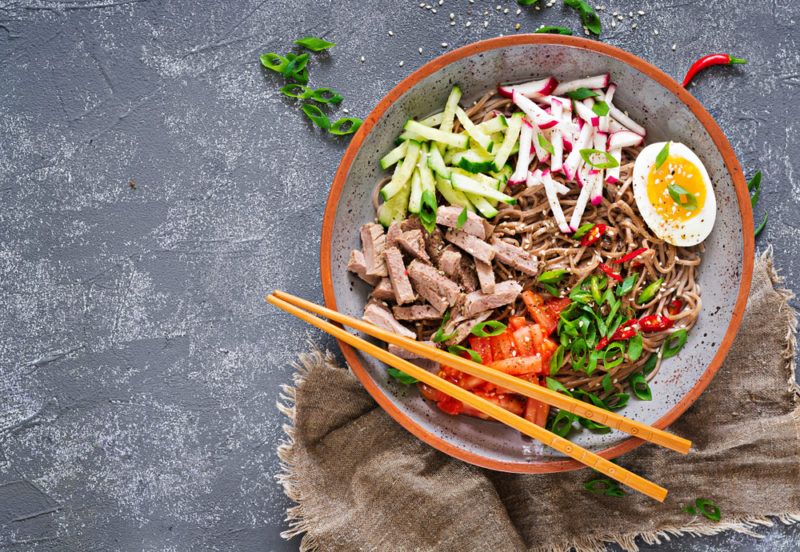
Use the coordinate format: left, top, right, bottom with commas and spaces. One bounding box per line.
320, 35, 754, 473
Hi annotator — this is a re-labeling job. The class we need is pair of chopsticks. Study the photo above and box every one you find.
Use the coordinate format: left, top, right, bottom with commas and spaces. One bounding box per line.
268, 290, 691, 501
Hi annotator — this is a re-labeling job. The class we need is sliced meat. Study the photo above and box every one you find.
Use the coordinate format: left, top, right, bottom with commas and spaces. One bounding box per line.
435, 205, 486, 239
400, 216, 423, 233
443, 311, 492, 347
474, 259, 496, 294
407, 260, 462, 313
383, 247, 415, 305
396, 229, 430, 262
463, 280, 523, 317
437, 247, 462, 278
386, 221, 403, 248
347, 250, 380, 285
392, 304, 442, 321
444, 229, 495, 264
361, 223, 388, 277
457, 256, 480, 293
387, 343, 439, 372
370, 278, 395, 301
423, 227, 447, 265
490, 237, 539, 275
363, 301, 416, 339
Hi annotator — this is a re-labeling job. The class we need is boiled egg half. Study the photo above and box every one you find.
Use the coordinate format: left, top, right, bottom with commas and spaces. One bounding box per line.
632, 141, 716, 246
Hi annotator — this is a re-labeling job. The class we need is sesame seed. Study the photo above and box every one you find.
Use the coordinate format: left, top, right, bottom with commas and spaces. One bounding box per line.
449, 12, 454, 18
343, 108, 349, 114
628, 11, 633, 16
654, 29, 659, 35
450, 21, 455, 25
496, 4, 501, 10
534, 5, 539, 10
441, 42, 448, 47
360, 56, 365, 62
638, 10, 645, 15
484, 20, 489, 27
483, 10, 488, 15
425, 3, 431, 8
672, 43, 677, 51
611, 20, 616, 27
516, 8, 521, 15
617, 14, 624, 20
612, 11, 617, 15
399, 60, 404, 66
465, 21, 471, 27
503, 8, 509, 13
431, 8, 437, 13
584, 28, 590, 35
438, 0, 443, 4
419, 2, 424, 6
632, 23, 637, 28
596, 5, 604, 10
388, 30, 393, 36
418, 47, 423, 53
469, 0, 474, 3
514, 23, 521, 30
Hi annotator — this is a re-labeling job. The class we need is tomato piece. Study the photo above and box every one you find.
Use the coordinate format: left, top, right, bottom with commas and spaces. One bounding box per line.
511, 326, 536, 356
529, 324, 545, 350
523, 397, 539, 424
487, 355, 542, 375
508, 315, 528, 330
490, 330, 517, 360
539, 337, 558, 369
522, 290, 545, 309
460, 375, 487, 390
545, 297, 571, 315
437, 396, 463, 415
418, 382, 445, 402
639, 314, 674, 332
528, 305, 557, 335
475, 391, 525, 416
468, 336, 494, 364
534, 401, 550, 427
460, 403, 491, 420
668, 299, 684, 316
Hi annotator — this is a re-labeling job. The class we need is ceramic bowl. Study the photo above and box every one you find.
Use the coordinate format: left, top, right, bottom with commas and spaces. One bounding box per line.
320, 36, 754, 473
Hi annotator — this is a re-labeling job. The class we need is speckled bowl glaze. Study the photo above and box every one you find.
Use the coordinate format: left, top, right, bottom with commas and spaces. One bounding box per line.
320, 36, 754, 473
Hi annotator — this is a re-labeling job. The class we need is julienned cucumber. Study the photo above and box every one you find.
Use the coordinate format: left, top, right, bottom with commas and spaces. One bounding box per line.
452, 149, 495, 173
435, 177, 474, 211
439, 85, 462, 135
463, 192, 498, 218
408, 169, 423, 214
380, 141, 407, 170
381, 140, 420, 200
492, 112, 523, 171
403, 120, 468, 149
427, 144, 451, 178
378, 161, 412, 226
450, 172, 516, 205
455, 106, 493, 153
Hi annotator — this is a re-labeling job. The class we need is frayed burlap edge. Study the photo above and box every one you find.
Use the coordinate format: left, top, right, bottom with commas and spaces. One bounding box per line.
276, 249, 800, 552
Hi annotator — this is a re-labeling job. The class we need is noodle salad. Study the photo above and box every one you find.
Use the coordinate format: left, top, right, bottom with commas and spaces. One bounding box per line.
348, 73, 716, 438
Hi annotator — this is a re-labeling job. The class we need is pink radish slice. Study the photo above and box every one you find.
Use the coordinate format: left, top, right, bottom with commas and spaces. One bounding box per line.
509, 120, 534, 184
530, 124, 551, 164
608, 130, 644, 149
542, 171, 572, 233
569, 168, 594, 230
552, 74, 610, 95
608, 104, 646, 136
526, 168, 568, 194
562, 123, 593, 180
590, 132, 607, 205
573, 100, 599, 127
605, 148, 622, 183
550, 100, 565, 173
512, 91, 559, 129
497, 76, 558, 98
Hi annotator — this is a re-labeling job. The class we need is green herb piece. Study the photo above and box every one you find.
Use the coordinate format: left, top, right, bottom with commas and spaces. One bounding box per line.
589, 275, 604, 305
616, 274, 638, 297
695, 498, 721, 522
572, 223, 595, 239
294, 36, 336, 52
748, 170, 762, 207
471, 320, 507, 337
592, 101, 610, 116
550, 345, 566, 375
603, 342, 626, 370
662, 329, 688, 359
309, 87, 344, 104
655, 141, 670, 170
569, 286, 593, 305
642, 353, 659, 375
579, 148, 620, 169
549, 409, 576, 437
280, 83, 313, 99
447, 344, 483, 364
667, 182, 699, 211
456, 206, 468, 229
517, 0, 540, 5
571, 338, 589, 373
636, 278, 663, 304
627, 333, 643, 361
566, 87, 600, 101
283, 52, 310, 78
601, 373, 614, 393
682, 505, 698, 515
535, 25, 573, 35
260, 52, 289, 73
541, 282, 560, 297
755, 212, 768, 237
432, 310, 455, 343
329, 117, 363, 136
606, 392, 629, 410
387, 367, 418, 385
418, 189, 439, 233
584, 477, 626, 497
545, 377, 573, 397
629, 372, 652, 400
564, 0, 601, 35
538, 133, 555, 155
539, 269, 569, 284
301, 104, 331, 129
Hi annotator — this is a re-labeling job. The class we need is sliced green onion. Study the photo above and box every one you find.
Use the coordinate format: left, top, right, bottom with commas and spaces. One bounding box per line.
279, 84, 312, 99
569, 287, 593, 304
748, 170, 762, 207
603, 342, 625, 370
629, 372, 652, 400
755, 212, 768, 237
537, 133, 555, 155
447, 344, 482, 364
545, 377, 573, 397
418, 189, 438, 233
572, 222, 595, 239
604, 298, 621, 331
579, 148, 620, 169
309, 87, 344, 104
592, 101, 610, 116
294, 36, 336, 52
550, 345, 566, 375
566, 87, 600, 101
667, 182, 698, 211
456, 206, 468, 229
517, 0, 540, 5
616, 274, 638, 297
662, 329, 688, 358
549, 409, 576, 437
301, 104, 331, 129
655, 141, 670, 169
586, 349, 599, 375
682, 505, 698, 515
535, 25, 573, 35
606, 392, 629, 410
329, 117, 363, 136
636, 278, 663, 304
642, 353, 659, 375
432, 310, 455, 343
695, 498, 721, 522
387, 367, 418, 385
584, 477, 625, 496
260, 52, 289, 73
541, 282, 560, 297
539, 269, 569, 284
564, 0, 601, 35
570, 339, 589, 372
283, 52, 310, 78
590, 276, 603, 304
470, 320, 507, 337
627, 333, 643, 361
579, 416, 611, 432
601, 373, 614, 393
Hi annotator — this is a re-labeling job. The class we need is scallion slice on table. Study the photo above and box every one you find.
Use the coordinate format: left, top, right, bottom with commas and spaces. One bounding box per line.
301, 103, 330, 129
294, 36, 336, 52
329, 117, 362, 135
535, 25, 573, 35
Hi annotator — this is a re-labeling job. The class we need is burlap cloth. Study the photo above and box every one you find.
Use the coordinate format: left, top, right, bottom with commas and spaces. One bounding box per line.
277, 250, 800, 552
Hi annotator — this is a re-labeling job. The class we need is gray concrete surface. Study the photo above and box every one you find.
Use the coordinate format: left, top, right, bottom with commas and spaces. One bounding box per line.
0, 0, 798, 550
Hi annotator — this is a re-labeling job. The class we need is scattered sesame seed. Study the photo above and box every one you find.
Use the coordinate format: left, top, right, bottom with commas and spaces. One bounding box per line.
612, 11, 617, 15
638, 10, 645, 15
441, 42, 448, 47
484, 20, 489, 27
449, 12, 454, 18
628, 11, 633, 16
418, 47, 423, 53
534, 5, 540, 10
611, 20, 616, 27
503, 7, 509, 13
360, 56, 365, 62
654, 29, 659, 35
419, 2, 424, 6
450, 20, 455, 25
388, 30, 394, 36
516, 8, 521, 15
469, 0, 474, 3
672, 43, 677, 50
596, 5, 604, 10
617, 14, 624, 20
343, 108, 349, 114
425, 3, 431, 8
496, 4, 501, 10
438, 0, 443, 4
465, 21, 471, 27
514, 22, 521, 30
431, 8, 437, 13
632, 22, 637, 28
499, 33, 504, 37
483, 10, 488, 15
584, 28, 590, 35
399, 60, 404, 66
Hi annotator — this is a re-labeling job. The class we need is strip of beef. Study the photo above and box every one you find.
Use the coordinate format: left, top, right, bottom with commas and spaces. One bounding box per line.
443, 311, 492, 347
444, 229, 495, 264
347, 250, 380, 285
463, 280, 523, 317
383, 247, 415, 305
457, 255, 480, 292
386, 221, 403, 248
396, 229, 430, 262
437, 247, 462, 279
474, 259, 496, 294
387, 343, 439, 372
361, 223, 388, 277
400, 216, 423, 233
363, 301, 416, 339
370, 278, 395, 301
435, 205, 486, 239
407, 260, 461, 313
392, 304, 442, 321
422, 226, 447, 265
490, 237, 539, 275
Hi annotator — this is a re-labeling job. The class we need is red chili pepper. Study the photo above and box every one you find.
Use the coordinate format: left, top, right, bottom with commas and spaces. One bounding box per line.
595, 337, 609, 351
639, 314, 674, 332
598, 262, 623, 282
612, 247, 648, 265
580, 223, 607, 247
682, 54, 747, 88
611, 319, 639, 341
667, 299, 683, 316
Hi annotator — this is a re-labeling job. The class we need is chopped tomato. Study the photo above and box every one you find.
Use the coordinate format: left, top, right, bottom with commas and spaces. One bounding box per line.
534, 401, 550, 427
529, 324, 545, 349
522, 290, 545, 309
418, 382, 445, 402
460, 403, 491, 420
488, 355, 542, 375
545, 297, 571, 315
490, 329, 517, 360
539, 337, 558, 369
468, 336, 494, 364
508, 315, 528, 330
523, 397, 539, 424
460, 375, 487, 390
523, 291, 558, 335
437, 396, 464, 415
475, 391, 525, 416
512, 326, 536, 356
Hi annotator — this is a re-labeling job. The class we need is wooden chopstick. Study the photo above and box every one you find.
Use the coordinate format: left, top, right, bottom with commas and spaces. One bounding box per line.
267, 293, 668, 502
272, 290, 691, 455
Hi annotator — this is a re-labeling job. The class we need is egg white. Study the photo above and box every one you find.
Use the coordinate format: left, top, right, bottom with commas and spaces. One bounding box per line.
632, 142, 717, 247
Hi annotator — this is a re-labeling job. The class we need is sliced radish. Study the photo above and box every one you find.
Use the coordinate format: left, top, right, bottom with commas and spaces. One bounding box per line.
512, 91, 559, 129
608, 130, 644, 149
569, 172, 594, 230
550, 99, 565, 173
509, 120, 533, 185
552, 74, 610, 95
531, 124, 551, 164
562, 124, 593, 180
497, 76, 558, 99
609, 104, 646, 136
590, 132, 607, 205
574, 100, 600, 127
608, 119, 627, 133
542, 171, 572, 233
605, 148, 622, 184
526, 168, 543, 188
603, 83, 617, 104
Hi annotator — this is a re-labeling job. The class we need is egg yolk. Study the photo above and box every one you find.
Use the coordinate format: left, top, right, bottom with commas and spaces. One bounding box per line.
646, 156, 706, 222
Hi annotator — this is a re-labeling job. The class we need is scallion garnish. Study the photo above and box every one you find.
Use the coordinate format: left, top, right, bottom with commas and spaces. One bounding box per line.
517, 0, 540, 5
748, 170, 762, 207
601, 373, 613, 393
564, 0, 601, 35
432, 310, 455, 343
636, 278, 663, 304
661, 328, 688, 358
447, 344, 483, 364
535, 25, 573, 35
566, 87, 600, 101
309, 87, 344, 104
537, 133, 555, 155
642, 353, 659, 375
470, 320, 507, 337
592, 101, 610, 116
655, 141, 670, 170
279, 83, 313, 99
667, 182, 698, 211
755, 212, 768, 237
545, 376, 573, 397
329, 117, 363, 136
283, 52, 310, 80
603, 342, 625, 369
584, 477, 626, 497
682, 498, 721, 521
550, 345, 566, 375
301, 103, 331, 129
387, 367, 418, 385
294, 36, 336, 52
616, 274, 638, 297
629, 372, 652, 400
579, 148, 620, 169
456, 206, 468, 229
539, 269, 569, 284
627, 333, 644, 361
549, 409, 577, 437
260, 53, 289, 73
605, 392, 629, 410
418, 189, 438, 233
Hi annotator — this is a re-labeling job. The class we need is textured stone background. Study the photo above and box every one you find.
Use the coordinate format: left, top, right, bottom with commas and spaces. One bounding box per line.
0, 0, 798, 550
